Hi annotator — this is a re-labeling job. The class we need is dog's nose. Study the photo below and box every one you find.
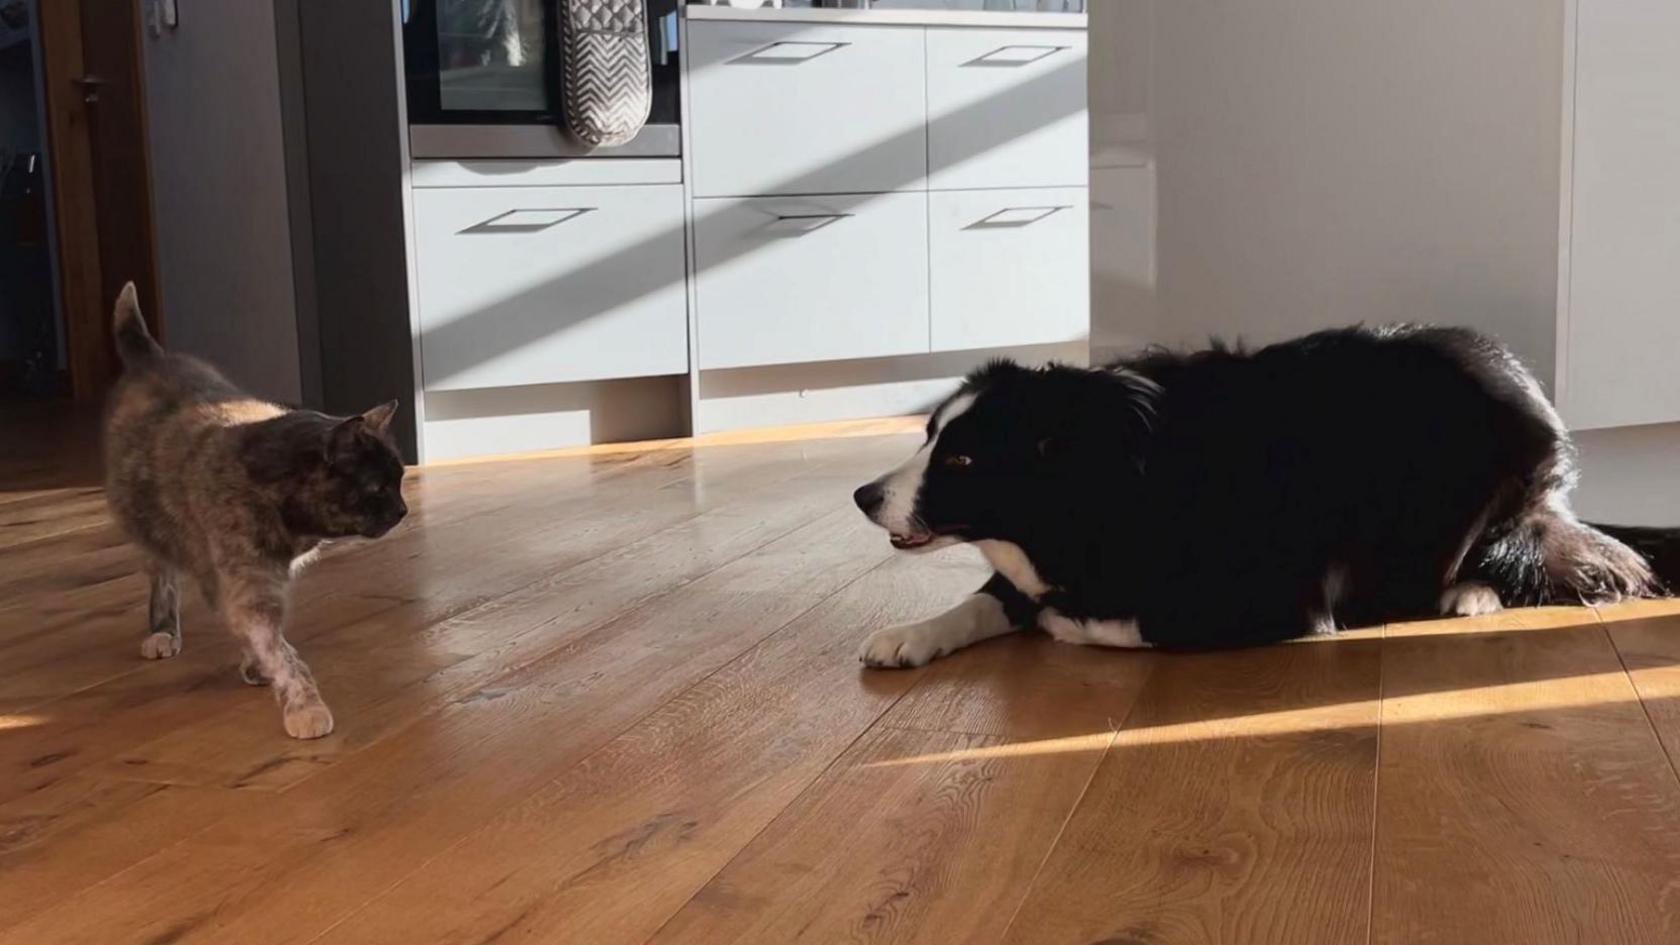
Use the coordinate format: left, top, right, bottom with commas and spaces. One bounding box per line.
853, 481, 885, 516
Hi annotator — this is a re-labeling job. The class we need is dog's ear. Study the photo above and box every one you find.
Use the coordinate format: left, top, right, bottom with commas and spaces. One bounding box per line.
964, 357, 1027, 389
1037, 367, 1158, 471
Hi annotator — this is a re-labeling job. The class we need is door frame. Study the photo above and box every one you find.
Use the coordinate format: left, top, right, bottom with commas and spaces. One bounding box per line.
34, 0, 160, 403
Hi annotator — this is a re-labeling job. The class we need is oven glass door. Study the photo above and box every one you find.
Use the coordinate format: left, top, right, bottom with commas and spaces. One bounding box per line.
403, 0, 680, 155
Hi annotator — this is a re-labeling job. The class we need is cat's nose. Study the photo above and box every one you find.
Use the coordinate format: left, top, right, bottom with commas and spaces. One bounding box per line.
853, 481, 885, 517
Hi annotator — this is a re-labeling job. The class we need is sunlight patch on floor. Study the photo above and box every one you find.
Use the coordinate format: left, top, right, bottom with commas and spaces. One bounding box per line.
868, 672, 1641, 767
0, 714, 49, 732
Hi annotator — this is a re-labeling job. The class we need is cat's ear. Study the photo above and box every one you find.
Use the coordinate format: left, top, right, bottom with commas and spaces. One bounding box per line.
360, 400, 399, 436
327, 416, 363, 461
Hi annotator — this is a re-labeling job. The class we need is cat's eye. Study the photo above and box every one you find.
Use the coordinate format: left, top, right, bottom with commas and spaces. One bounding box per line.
943, 454, 973, 468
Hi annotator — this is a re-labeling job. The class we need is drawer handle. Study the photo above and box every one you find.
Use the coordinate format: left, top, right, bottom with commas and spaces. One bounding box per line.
964, 44, 1068, 68
732, 40, 851, 65
460, 208, 595, 234
966, 206, 1071, 230
767, 211, 854, 235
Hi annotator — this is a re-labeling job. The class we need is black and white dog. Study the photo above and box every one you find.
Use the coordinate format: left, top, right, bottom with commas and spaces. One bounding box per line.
852, 324, 1678, 667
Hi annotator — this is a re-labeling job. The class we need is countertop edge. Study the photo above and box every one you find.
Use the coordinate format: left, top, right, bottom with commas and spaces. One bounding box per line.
682, 6, 1087, 29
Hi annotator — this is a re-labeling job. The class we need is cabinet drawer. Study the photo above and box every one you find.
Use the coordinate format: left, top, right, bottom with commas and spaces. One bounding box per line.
686, 21, 927, 197
413, 184, 688, 391
929, 188, 1088, 352
693, 193, 929, 369
926, 27, 1087, 190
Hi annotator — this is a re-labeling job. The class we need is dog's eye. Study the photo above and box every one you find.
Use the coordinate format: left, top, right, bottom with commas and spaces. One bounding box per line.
943, 455, 973, 468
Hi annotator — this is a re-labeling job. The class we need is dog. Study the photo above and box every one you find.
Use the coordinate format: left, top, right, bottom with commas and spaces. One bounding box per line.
852, 324, 1678, 668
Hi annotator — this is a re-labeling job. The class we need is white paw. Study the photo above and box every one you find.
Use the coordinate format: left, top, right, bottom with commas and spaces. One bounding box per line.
140, 632, 180, 660
283, 702, 335, 740
858, 622, 952, 669
1039, 611, 1151, 648
1441, 582, 1503, 617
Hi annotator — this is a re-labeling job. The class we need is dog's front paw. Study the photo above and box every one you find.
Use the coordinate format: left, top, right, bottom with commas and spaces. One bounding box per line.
858, 622, 948, 669
1440, 582, 1503, 617
283, 702, 335, 740
140, 631, 180, 660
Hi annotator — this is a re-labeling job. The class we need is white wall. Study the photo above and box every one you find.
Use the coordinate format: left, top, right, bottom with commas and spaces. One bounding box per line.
141, 0, 300, 402
1087, 0, 1155, 358
1092, 0, 1566, 383
1088, 0, 1680, 525
1574, 425, 1680, 525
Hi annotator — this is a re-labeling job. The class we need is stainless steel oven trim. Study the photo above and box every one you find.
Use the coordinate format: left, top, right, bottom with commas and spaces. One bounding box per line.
410, 124, 683, 159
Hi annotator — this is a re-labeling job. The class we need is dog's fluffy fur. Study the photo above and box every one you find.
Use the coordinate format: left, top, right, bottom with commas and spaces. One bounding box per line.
854, 324, 1678, 667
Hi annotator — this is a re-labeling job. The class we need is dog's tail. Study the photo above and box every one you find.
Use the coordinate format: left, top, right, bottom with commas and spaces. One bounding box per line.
112, 282, 161, 367
1589, 523, 1680, 595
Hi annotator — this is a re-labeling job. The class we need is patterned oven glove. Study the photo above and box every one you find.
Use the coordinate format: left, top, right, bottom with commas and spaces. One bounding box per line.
558, 0, 654, 147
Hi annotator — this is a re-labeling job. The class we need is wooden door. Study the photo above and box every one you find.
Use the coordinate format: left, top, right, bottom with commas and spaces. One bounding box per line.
35, 0, 159, 402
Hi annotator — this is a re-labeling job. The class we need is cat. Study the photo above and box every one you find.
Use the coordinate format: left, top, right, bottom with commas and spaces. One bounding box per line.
102, 283, 407, 739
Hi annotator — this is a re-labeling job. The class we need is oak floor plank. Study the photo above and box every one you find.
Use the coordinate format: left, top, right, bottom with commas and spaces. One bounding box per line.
0, 778, 257, 932
0, 488, 107, 551
645, 723, 1105, 945
0, 508, 893, 945
1373, 609, 1680, 945
1603, 607, 1680, 777
304, 553, 989, 945
1001, 633, 1383, 945
879, 624, 1157, 741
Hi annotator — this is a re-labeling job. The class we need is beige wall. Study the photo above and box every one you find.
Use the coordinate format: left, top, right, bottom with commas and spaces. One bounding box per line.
141, 0, 301, 402
1091, 0, 1566, 383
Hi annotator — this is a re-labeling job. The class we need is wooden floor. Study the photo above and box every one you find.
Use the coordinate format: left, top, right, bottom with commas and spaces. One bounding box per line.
5, 410, 1680, 944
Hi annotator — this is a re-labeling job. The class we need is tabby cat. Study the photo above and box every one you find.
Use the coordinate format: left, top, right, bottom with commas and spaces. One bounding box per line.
103, 284, 407, 738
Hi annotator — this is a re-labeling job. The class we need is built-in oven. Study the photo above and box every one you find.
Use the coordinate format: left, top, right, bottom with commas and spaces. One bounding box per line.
401, 0, 682, 158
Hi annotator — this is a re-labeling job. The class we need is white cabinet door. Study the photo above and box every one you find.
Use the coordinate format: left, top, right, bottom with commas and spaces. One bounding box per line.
1565, 0, 1680, 429
686, 21, 927, 197
929, 188, 1088, 352
413, 184, 688, 391
925, 27, 1087, 190
692, 192, 930, 369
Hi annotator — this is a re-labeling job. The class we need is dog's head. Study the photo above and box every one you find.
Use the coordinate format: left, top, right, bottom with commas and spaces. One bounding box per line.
853, 360, 1158, 552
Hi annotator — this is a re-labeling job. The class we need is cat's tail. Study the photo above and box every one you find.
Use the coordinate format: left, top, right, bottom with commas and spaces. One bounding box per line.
112, 281, 161, 366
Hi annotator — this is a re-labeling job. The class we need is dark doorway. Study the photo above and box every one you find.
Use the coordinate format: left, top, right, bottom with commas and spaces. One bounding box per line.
0, 0, 58, 401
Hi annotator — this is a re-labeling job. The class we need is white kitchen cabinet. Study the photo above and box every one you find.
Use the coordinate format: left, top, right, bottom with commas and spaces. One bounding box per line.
1561, 0, 1680, 430
685, 20, 928, 197
929, 187, 1089, 351
692, 192, 930, 369
925, 27, 1088, 190
413, 184, 689, 391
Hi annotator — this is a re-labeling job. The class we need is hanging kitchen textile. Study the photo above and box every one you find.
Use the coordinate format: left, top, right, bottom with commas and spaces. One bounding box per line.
558, 0, 653, 146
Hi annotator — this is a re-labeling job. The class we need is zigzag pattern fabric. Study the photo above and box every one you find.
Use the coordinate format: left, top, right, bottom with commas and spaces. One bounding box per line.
560, 0, 653, 147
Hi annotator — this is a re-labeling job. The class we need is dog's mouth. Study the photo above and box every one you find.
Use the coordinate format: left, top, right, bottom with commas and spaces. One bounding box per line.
890, 531, 934, 550
886, 523, 967, 552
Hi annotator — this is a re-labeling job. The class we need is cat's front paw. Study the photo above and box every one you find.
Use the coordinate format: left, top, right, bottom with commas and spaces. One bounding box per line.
140, 631, 180, 660
283, 702, 335, 739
